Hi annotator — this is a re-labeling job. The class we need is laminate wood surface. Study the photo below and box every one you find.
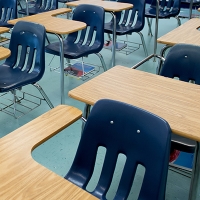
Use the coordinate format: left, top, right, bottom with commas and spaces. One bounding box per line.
0, 105, 97, 200
8, 8, 86, 35
66, 0, 133, 12
0, 47, 10, 60
0, 28, 11, 60
69, 66, 200, 142
157, 18, 200, 45
0, 27, 10, 34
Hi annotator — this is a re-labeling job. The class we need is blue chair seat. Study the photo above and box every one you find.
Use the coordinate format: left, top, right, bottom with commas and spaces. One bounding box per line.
0, 64, 39, 92
46, 39, 102, 59
145, 7, 180, 18
104, 22, 143, 35
0, 21, 13, 28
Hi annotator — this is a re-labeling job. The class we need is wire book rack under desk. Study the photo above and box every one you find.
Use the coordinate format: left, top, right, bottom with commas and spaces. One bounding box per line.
49, 59, 101, 81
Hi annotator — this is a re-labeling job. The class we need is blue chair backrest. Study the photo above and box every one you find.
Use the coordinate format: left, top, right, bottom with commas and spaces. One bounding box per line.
4, 21, 46, 81
150, 0, 181, 13
0, 0, 17, 22
67, 4, 105, 52
160, 44, 200, 84
65, 99, 171, 200
35, 0, 58, 10
115, 0, 145, 30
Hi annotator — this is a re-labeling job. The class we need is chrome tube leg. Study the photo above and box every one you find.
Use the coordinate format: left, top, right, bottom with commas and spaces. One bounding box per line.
111, 12, 116, 67
107, 33, 112, 41
55, 34, 65, 104
137, 32, 148, 57
25, 0, 29, 16
33, 83, 54, 109
188, 142, 200, 200
147, 18, 153, 36
175, 16, 181, 26
154, 0, 159, 58
157, 45, 171, 74
11, 90, 17, 118
17, 0, 23, 9
82, 104, 91, 131
96, 53, 107, 71
66, 58, 71, 67
189, 0, 193, 19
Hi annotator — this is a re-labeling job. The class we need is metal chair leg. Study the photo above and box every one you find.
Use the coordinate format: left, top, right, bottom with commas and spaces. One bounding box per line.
11, 89, 17, 118
82, 104, 91, 132
147, 17, 153, 36
107, 33, 112, 41
33, 83, 54, 109
189, 142, 200, 199
175, 16, 181, 26
136, 32, 148, 57
45, 34, 50, 44
96, 53, 107, 71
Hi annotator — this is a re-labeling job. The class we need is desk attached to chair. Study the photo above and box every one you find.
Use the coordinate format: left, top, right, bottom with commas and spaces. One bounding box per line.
0, 105, 97, 200
66, 0, 133, 68
8, 8, 87, 105
68, 65, 200, 200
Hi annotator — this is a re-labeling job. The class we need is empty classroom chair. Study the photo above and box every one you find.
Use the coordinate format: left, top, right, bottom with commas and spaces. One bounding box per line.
65, 99, 171, 200
18, 0, 58, 16
104, 0, 148, 56
45, 4, 107, 77
159, 43, 199, 172
0, 21, 53, 118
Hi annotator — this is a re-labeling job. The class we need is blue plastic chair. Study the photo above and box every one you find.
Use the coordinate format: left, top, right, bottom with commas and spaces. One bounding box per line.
159, 44, 198, 164
145, 0, 181, 35
65, 99, 171, 200
18, 0, 58, 16
178, 0, 200, 19
104, 0, 148, 56
0, 21, 53, 118
0, 0, 17, 28
45, 4, 107, 72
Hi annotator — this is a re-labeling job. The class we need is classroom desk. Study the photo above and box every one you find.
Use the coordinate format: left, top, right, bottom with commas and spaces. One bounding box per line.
66, 0, 133, 68
156, 18, 200, 73
0, 47, 11, 60
157, 18, 200, 46
68, 65, 200, 200
8, 8, 86, 105
0, 105, 97, 200
0, 27, 11, 60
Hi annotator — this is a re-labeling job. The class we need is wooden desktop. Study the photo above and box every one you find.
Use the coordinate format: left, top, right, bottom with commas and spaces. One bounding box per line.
0, 105, 97, 200
69, 65, 200, 200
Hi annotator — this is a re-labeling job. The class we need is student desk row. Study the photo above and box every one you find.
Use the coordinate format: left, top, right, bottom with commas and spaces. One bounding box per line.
69, 65, 200, 200
8, 1, 133, 104
0, 105, 97, 200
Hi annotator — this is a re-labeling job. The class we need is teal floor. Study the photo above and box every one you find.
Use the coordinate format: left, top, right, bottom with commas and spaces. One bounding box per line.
1, 2, 199, 199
